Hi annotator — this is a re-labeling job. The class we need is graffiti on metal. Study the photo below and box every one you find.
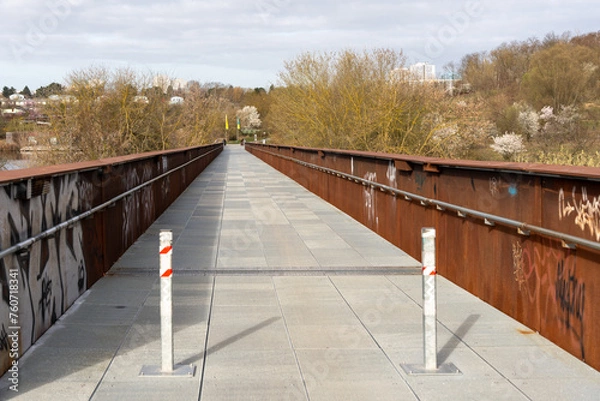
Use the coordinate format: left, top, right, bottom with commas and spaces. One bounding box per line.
122, 165, 155, 242
511, 239, 585, 360
555, 259, 585, 359
512, 241, 527, 291
0, 175, 87, 373
386, 160, 396, 187
414, 171, 426, 191
489, 176, 519, 198
559, 186, 600, 241
245, 142, 599, 371
363, 172, 378, 229
0, 143, 223, 376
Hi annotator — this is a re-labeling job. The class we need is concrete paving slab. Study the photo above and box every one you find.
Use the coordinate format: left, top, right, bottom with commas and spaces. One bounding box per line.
36, 323, 131, 349
472, 344, 597, 380
281, 303, 363, 326
78, 274, 156, 295
2, 380, 102, 401
304, 381, 416, 401
214, 275, 274, 289
213, 287, 278, 306
208, 304, 281, 326
286, 324, 378, 349
3, 347, 113, 384
295, 348, 403, 382
3, 146, 599, 401
92, 380, 202, 401
510, 377, 600, 401
365, 255, 420, 267
82, 289, 150, 308
217, 247, 265, 259
112, 250, 160, 269
201, 377, 306, 401
116, 323, 207, 353
203, 349, 299, 381
403, 377, 529, 401
310, 248, 370, 267
217, 256, 268, 269
133, 304, 211, 327
303, 238, 352, 249
176, 233, 219, 247
144, 292, 213, 307
206, 319, 290, 352
264, 252, 319, 268
59, 303, 140, 326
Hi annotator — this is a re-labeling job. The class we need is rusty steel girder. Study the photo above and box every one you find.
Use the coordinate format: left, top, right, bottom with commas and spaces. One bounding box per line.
0, 144, 222, 376
245, 142, 600, 372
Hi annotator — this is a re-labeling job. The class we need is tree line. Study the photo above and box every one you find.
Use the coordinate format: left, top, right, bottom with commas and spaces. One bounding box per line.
267, 31, 600, 165
266, 49, 494, 159
457, 31, 600, 164
1, 68, 271, 166
2, 83, 64, 99
3, 30, 599, 167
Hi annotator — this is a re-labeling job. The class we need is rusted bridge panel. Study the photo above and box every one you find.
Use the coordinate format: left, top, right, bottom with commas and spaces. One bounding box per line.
245, 143, 600, 371
0, 143, 222, 375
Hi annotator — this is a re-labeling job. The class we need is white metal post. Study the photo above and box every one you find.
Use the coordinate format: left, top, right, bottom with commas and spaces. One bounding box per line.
159, 229, 174, 372
400, 228, 460, 376
421, 227, 437, 371
139, 229, 195, 377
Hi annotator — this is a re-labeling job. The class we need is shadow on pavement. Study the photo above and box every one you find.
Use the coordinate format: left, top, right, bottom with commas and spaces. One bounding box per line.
438, 314, 480, 364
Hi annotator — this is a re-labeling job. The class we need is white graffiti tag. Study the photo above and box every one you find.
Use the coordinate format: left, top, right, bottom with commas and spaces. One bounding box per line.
363, 172, 378, 229
559, 187, 600, 241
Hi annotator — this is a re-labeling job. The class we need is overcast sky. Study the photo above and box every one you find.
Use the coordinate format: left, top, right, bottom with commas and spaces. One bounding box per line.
0, 0, 598, 91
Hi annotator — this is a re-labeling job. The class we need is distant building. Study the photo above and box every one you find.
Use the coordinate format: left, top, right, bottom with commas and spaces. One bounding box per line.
152, 76, 188, 93
9, 94, 25, 102
133, 95, 149, 104
153, 75, 171, 93
169, 96, 184, 105
408, 62, 437, 82
390, 67, 410, 83
391, 63, 438, 84
1, 108, 27, 118
172, 78, 188, 91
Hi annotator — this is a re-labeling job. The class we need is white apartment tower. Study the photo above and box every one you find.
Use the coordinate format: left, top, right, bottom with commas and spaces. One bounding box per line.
409, 62, 436, 82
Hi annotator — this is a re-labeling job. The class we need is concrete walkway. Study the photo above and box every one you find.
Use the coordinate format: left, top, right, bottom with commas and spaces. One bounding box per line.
1, 146, 598, 400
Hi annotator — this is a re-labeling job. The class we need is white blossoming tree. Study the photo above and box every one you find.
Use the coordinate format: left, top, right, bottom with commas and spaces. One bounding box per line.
536, 105, 588, 151
490, 132, 525, 160
517, 105, 540, 140
236, 105, 261, 130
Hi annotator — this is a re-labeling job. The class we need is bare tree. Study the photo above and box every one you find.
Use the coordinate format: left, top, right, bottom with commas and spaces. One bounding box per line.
267, 48, 470, 156
36, 67, 224, 165
522, 42, 597, 109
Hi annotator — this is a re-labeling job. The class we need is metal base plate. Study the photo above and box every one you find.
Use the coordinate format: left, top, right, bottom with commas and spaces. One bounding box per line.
139, 364, 196, 377
400, 362, 461, 376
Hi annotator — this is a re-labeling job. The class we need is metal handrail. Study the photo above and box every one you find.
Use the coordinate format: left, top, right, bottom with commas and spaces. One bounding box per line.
0, 146, 222, 260
250, 145, 600, 252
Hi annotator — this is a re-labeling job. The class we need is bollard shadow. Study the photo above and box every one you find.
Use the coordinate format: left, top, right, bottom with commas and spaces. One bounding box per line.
438, 314, 480, 364
178, 316, 281, 366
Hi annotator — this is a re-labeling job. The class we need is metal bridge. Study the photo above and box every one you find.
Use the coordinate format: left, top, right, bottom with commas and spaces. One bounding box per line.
0, 144, 599, 400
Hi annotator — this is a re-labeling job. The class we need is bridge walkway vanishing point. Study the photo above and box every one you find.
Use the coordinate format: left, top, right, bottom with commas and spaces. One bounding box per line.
1, 146, 599, 400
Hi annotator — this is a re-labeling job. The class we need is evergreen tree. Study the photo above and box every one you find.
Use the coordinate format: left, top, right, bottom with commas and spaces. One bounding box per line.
2, 86, 16, 98
35, 82, 63, 98
20, 86, 32, 98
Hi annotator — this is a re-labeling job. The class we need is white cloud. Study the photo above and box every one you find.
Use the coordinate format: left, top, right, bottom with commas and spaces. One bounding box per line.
0, 0, 598, 90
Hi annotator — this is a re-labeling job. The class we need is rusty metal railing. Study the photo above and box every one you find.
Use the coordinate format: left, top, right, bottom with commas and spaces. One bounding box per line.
0, 146, 222, 260
246, 142, 600, 372
253, 146, 600, 252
